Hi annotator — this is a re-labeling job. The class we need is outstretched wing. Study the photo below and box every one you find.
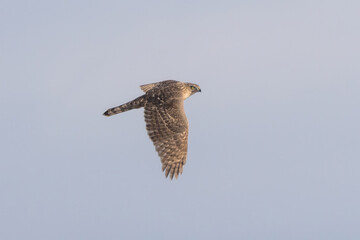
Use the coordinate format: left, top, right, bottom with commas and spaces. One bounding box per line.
144, 98, 189, 179
140, 83, 158, 92
140, 80, 178, 93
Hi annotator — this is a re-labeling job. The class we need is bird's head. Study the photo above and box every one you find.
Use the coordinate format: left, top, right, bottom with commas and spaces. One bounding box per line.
186, 83, 201, 95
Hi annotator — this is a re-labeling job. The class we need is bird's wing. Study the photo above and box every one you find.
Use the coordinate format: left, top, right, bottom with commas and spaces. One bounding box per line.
140, 80, 177, 93
140, 83, 158, 92
144, 99, 188, 179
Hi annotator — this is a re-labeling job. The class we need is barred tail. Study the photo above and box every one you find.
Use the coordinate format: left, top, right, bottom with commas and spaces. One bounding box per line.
103, 96, 145, 116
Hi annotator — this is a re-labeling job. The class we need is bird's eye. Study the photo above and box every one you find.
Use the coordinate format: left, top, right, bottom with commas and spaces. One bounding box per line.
190, 86, 196, 91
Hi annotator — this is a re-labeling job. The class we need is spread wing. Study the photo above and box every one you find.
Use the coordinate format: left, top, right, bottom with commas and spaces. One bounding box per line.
140, 80, 178, 93
140, 83, 158, 92
144, 99, 189, 179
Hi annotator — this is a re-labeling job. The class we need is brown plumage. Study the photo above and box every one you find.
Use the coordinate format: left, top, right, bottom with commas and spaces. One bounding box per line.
103, 80, 201, 179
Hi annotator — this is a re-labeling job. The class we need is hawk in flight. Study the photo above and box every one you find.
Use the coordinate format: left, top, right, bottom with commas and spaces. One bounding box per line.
103, 80, 201, 179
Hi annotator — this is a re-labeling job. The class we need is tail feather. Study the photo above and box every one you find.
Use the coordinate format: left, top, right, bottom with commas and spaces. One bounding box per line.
103, 96, 145, 116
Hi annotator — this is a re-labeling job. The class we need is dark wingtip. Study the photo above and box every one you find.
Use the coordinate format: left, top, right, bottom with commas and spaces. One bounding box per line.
103, 110, 110, 116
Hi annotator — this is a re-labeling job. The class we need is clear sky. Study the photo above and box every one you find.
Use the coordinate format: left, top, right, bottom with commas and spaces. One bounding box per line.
1, 0, 359, 239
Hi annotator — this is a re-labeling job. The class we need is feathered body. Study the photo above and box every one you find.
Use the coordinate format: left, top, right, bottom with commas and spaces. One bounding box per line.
103, 80, 201, 179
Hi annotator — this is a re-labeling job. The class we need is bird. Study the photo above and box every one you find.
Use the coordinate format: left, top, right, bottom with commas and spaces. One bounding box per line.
103, 80, 201, 180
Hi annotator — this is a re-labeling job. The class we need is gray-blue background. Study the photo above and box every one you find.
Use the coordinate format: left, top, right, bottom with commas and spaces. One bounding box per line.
1, 1, 359, 239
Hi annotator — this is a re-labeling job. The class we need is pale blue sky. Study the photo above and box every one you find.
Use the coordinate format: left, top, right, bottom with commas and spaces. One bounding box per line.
1, 1, 359, 239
